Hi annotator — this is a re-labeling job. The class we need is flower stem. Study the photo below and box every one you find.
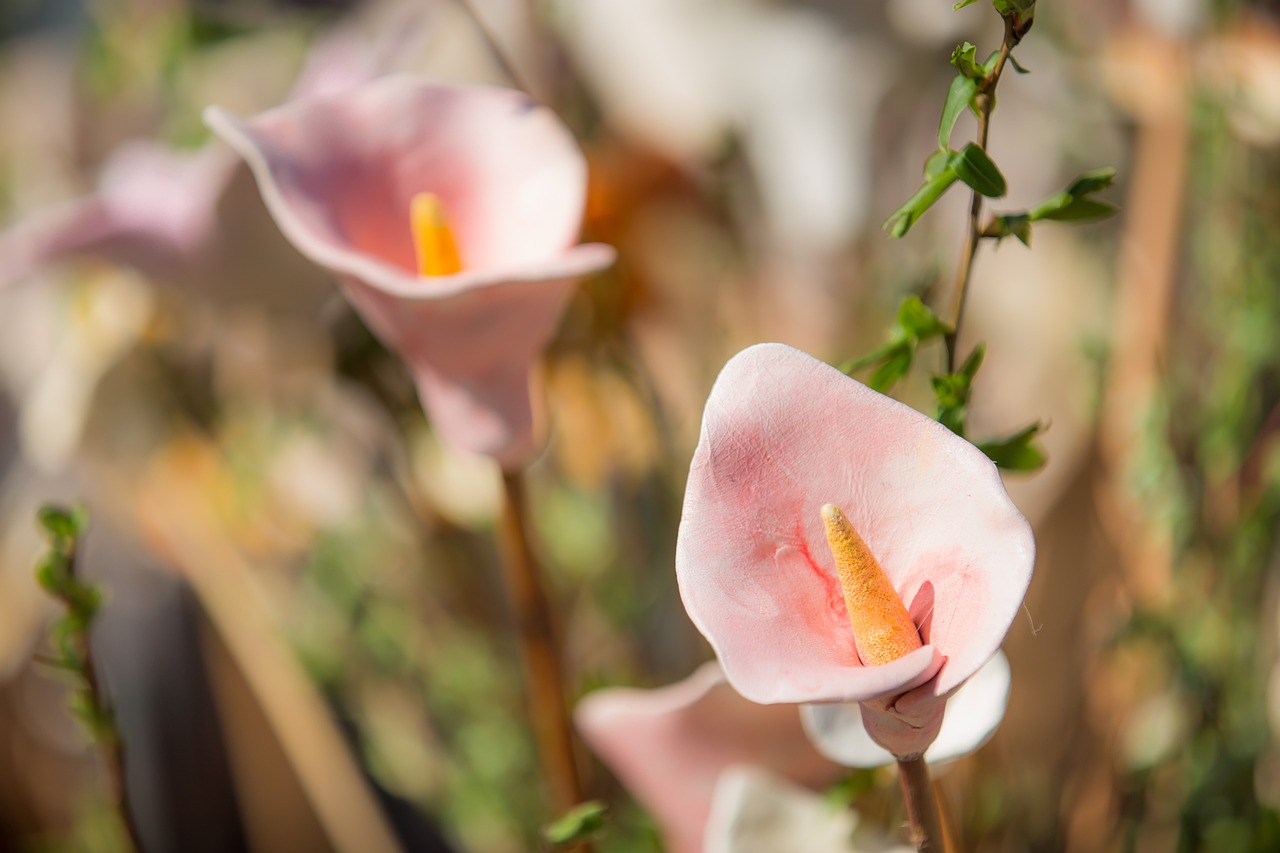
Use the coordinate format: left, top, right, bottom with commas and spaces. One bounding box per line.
944, 14, 1021, 373
496, 470, 590, 829
897, 755, 946, 852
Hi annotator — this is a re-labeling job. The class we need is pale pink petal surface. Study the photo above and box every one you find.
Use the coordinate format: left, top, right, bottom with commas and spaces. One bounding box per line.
204, 77, 615, 465
800, 650, 1012, 767
676, 343, 1034, 706
575, 662, 842, 853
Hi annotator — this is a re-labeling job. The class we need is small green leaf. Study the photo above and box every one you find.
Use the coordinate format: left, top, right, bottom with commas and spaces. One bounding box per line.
1066, 167, 1116, 196
38, 505, 84, 542
869, 346, 914, 393
884, 167, 960, 237
932, 344, 985, 436
938, 75, 979, 149
844, 297, 951, 395
959, 343, 986, 380
897, 295, 950, 341
924, 149, 952, 180
949, 42, 984, 80
841, 339, 907, 374
544, 801, 608, 846
992, 0, 1035, 19
1034, 197, 1117, 223
950, 144, 1007, 198
1025, 168, 1118, 223
977, 421, 1047, 471
988, 213, 1033, 246
953, 0, 980, 8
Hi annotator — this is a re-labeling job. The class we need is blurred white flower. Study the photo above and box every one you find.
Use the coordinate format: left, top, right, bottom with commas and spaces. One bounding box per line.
704, 766, 913, 853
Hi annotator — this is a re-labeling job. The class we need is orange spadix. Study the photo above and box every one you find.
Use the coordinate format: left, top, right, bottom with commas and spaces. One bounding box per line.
821, 503, 922, 666
410, 192, 463, 276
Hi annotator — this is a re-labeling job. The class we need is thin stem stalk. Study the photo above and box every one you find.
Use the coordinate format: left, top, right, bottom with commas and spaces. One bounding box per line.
897, 756, 946, 852
50, 527, 146, 853
944, 15, 1020, 373
496, 470, 589, 827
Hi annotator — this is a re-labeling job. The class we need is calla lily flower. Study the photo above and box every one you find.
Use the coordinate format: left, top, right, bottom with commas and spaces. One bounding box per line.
676, 343, 1033, 757
204, 76, 616, 466
800, 650, 1012, 768
575, 662, 842, 853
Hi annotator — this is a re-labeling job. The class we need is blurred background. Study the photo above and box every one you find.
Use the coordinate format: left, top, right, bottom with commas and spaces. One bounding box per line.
1, 0, 1280, 850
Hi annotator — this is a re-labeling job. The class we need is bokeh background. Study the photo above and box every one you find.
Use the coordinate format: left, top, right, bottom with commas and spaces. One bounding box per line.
1, 0, 1280, 850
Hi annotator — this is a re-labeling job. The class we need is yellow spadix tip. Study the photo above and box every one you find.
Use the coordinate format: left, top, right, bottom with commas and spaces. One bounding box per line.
821, 503, 922, 667
411, 192, 463, 277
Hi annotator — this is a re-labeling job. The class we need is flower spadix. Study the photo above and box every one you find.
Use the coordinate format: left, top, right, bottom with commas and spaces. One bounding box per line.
410, 193, 463, 277
676, 343, 1034, 714
204, 77, 615, 467
822, 503, 922, 667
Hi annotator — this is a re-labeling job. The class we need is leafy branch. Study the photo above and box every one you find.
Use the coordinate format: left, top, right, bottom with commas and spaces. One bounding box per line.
34, 505, 143, 852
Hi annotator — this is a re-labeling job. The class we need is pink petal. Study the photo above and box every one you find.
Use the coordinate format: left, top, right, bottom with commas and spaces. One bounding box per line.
204, 78, 615, 465
575, 662, 841, 853
676, 343, 1034, 704
800, 651, 1012, 767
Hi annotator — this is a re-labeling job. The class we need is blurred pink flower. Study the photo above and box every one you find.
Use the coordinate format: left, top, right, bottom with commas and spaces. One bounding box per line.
676, 343, 1033, 756
0, 141, 235, 290
575, 662, 842, 853
205, 77, 615, 466
0, 16, 413, 304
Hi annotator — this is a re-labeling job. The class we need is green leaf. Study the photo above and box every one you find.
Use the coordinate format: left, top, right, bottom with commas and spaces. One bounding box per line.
958, 342, 986, 380
977, 421, 1047, 471
1025, 168, 1118, 223
993, 0, 1035, 18
988, 213, 1033, 246
953, 0, 980, 8
884, 167, 960, 238
932, 344, 986, 436
841, 339, 907, 374
950, 144, 1007, 198
924, 149, 952, 180
1066, 167, 1116, 196
897, 295, 950, 341
869, 346, 914, 393
544, 801, 608, 847
844, 297, 951, 394
38, 505, 84, 542
938, 75, 979, 149
1034, 197, 1117, 223
950, 42, 984, 80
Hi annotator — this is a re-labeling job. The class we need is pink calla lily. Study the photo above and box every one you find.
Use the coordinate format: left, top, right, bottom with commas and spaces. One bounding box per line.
204, 76, 615, 466
575, 662, 842, 853
676, 343, 1034, 756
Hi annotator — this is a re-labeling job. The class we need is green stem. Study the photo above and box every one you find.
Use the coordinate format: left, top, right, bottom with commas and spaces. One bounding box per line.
944, 14, 1021, 373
